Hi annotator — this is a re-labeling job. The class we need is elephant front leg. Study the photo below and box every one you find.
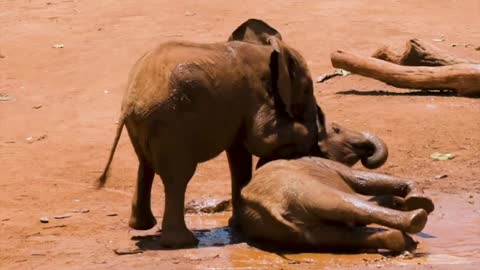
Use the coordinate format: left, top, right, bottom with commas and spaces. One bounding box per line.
129, 161, 157, 230
226, 144, 252, 228
348, 170, 434, 213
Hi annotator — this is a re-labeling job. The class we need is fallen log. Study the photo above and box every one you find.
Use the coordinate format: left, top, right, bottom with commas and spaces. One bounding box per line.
372, 39, 479, 66
331, 50, 480, 97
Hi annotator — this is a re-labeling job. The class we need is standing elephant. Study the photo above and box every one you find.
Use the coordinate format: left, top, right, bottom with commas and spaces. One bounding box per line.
240, 156, 434, 253
97, 36, 323, 248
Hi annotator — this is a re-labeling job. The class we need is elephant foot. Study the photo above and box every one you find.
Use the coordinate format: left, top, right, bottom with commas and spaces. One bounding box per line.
129, 212, 157, 230
383, 230, 418, 252
405, 209, 428, 234
405, 194, 435, 213
159, 228, 199, 249
228, 214, 242, 230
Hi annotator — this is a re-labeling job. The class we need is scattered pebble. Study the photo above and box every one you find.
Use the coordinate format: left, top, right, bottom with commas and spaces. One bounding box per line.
26, 135, 47, 144
113, 247, 143, 255
0, 94, 15, 102
104, 90, 109, 94
432, 38, 445, 42
72, 209, 89, 213
184, 11, 196, 16
0, 53, 4, 58
2, 218, 10, 222
185, 199, 231, 214
434, 174, 448, 179
106, 213, 118, 217
430, 152, 455, 161
476, 46, 480, 51
54, 213, 72, 219
52, 43, 65, 49
40, 217, 49, 223
32, 104, 43, 109
399, 250, 414, 259
451, 43, 474, 48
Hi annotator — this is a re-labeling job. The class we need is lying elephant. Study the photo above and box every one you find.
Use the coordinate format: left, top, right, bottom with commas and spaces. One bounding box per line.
240, 157, 434, 252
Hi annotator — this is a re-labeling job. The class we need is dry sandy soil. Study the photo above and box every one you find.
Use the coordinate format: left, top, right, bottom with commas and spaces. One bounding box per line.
1, 0, 480, 269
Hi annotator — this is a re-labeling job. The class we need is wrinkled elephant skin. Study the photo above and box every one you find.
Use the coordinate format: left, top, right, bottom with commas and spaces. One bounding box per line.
240, 157, 434, 252
97, 38, 321, 248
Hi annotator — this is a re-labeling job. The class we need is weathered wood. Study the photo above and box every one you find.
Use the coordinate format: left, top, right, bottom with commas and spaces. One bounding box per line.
372, 39, 479, 66
331, 50, 480, 97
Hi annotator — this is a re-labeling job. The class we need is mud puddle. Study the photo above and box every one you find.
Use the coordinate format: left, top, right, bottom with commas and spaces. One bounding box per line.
131, 193, 480, 269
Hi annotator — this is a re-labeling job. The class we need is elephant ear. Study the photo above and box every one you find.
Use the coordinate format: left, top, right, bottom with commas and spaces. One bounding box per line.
268, 36, 294, 118
228, 18, 282, 45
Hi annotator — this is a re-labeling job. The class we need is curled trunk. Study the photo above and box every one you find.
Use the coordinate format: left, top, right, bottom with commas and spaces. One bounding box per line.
360, 132, 388, 169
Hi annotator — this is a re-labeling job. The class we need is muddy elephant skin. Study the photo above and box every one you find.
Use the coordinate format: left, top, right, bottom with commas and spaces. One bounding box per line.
240, 157, 434, 252
97, 36, 322, 248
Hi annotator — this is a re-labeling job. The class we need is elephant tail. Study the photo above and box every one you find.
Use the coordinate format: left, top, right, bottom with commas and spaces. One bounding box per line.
96, 116, 125, 188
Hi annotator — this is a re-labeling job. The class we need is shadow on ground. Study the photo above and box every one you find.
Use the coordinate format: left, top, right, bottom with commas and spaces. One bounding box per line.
133, 226, 244, 250
336, 89, 459, 97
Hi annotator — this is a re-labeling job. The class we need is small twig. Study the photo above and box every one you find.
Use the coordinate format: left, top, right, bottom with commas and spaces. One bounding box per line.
42, 224, 67, 230
113, 248, 143, 255
316, 71, 342, 83
159, 34, 183, 38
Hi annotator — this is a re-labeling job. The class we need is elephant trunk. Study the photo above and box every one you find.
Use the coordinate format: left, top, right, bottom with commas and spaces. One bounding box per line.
360, 132, 388, 169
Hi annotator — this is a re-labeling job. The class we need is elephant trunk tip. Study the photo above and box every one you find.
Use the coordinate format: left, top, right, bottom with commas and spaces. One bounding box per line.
360, 132, 389, 169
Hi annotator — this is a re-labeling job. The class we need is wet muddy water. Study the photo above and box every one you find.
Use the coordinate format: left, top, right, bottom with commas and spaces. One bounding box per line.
141, 193, 480, 269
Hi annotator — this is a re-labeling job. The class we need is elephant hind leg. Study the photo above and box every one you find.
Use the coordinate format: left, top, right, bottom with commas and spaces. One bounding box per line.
369, 195, 407, 211
126, 123, 157, 230
304, 224, 417, 252
300, 189, 428, 234
129, 161, 157, 230
369, 195, 434, 214
153, 148, 199, 248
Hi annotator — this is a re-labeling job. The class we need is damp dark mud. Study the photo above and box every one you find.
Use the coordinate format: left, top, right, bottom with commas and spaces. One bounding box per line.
122, 194, 480, 269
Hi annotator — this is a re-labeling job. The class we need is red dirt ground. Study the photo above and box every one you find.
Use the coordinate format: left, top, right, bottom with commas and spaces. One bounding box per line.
1, 0, 479, 269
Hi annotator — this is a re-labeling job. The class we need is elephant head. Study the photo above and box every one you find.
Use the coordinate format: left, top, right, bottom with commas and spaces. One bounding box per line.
256, 119, 388, 169
318, 122, 388, 169
229, 20, 388, 169
228, 18, 282, 45
229, 19, 322, 160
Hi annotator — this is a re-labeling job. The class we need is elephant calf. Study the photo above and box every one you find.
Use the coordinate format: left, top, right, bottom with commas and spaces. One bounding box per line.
239, 157, 434, 252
